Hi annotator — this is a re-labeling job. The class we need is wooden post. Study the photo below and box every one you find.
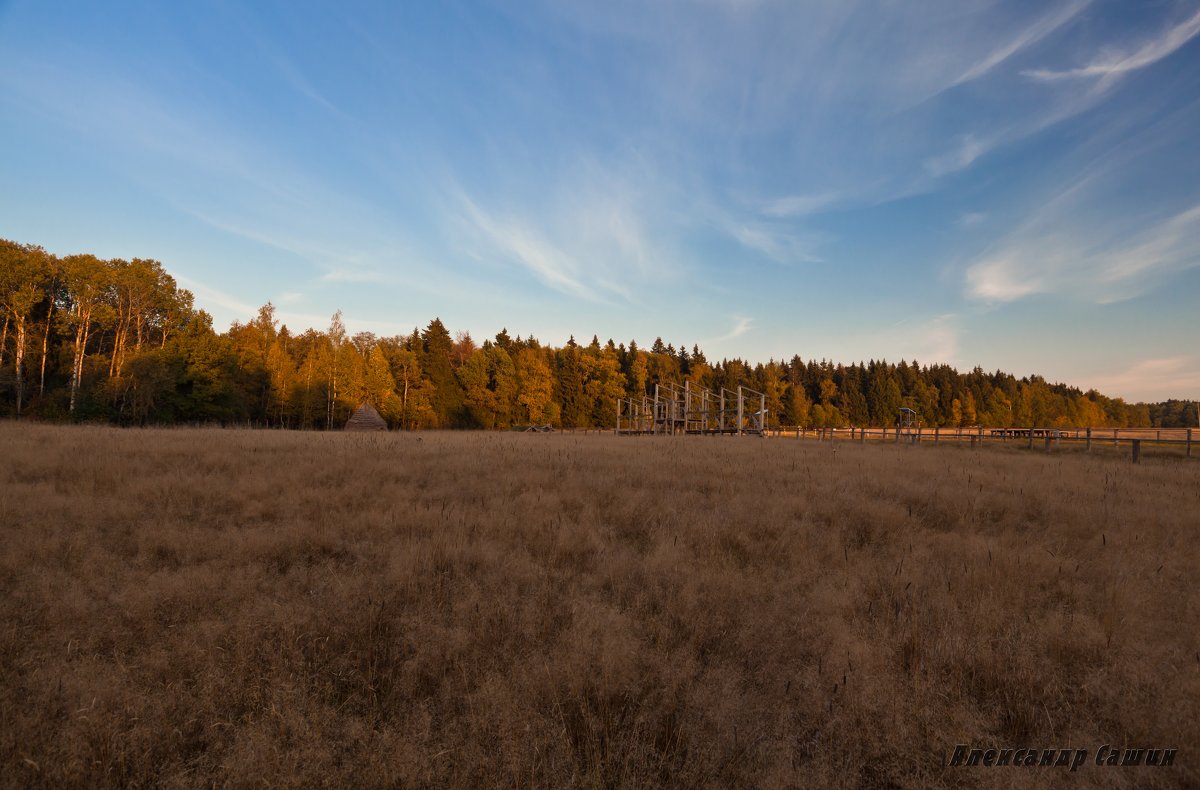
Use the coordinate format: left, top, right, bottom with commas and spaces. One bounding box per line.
860, 427, 866, 443
1156, 430, 1161, 445
1027, 428, 1034, 450
1131, 439, 1141, 464
1187, 428, 1192, 458
1114, 429, 1119, 448
934, 427, 939, 445
737, 386, 744, 437
1044, 436, 1052, 453
1086, 427, 1092, 453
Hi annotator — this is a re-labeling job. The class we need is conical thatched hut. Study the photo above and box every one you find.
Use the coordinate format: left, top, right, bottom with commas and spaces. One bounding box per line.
344, 402, 387, 431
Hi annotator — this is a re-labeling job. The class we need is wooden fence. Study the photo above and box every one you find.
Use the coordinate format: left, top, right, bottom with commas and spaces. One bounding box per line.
764, 425, 1194, 461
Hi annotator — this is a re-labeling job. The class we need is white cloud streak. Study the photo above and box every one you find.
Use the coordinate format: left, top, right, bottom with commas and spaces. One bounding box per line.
953, 0, 1091, 86
719, 316, 753, 342
726, 221, 824, 263
924, 134, 990, 178
1024, 7, 1200, 81
760, 191, 842, 218
965, 203, 1200, 303
701, 315, 755, 350
456, 193, 593, 299
173, 274, 260, 320
450, 167, 679, 304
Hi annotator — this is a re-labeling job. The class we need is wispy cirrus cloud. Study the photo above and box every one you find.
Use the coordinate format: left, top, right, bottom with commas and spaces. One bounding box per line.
725, 220, 825, 264
1024, 7, 1200, 82
709, 315, 753, 344
1093, 204, 1200, 289
173, 274, 260, 320
449, 165, 680, 303
952, 0, 1091, 86
759, 191, 843, 219
924, 134, 991, 178
455, 193, 593, 299
965, 202, 1200, 303
700, 315, 756, 354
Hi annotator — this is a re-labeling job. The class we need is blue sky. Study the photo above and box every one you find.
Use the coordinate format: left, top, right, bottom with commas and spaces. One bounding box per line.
2, 0, 1198, 402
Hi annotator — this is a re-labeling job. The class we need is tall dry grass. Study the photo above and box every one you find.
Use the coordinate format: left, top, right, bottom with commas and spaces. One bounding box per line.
0, 423, 1196, 788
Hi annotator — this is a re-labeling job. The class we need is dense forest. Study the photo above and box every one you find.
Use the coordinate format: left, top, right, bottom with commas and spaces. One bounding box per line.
1, 239, 1194, 429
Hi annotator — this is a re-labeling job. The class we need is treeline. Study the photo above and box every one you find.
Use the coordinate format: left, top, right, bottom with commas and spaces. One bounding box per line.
1, 239, 1193, 429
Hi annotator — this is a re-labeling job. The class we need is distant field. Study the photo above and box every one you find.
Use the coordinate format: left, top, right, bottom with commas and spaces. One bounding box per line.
1, 424, 1197, 788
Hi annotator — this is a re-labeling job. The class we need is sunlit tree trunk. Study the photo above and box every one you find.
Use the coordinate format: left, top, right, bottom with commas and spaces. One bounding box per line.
38, 295, 55, 398
69, 312, 90, 414
402, 375, 409, 425
110, 311, 130, 379
325, 311, 345, 430
14, 316, 26, 416
109, 322, 120, 377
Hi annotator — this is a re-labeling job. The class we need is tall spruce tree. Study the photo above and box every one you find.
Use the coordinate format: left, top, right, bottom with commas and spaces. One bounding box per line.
421, 318, 464, 427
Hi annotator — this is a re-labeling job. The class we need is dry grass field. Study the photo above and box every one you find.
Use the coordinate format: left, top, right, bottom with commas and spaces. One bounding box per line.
1, 423, 1197, 788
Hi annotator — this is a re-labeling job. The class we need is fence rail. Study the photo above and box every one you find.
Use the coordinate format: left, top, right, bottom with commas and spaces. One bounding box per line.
763, 425, 1194, 460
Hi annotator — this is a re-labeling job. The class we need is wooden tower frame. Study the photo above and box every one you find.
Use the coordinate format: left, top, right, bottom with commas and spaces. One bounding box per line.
616, 382, 767, 436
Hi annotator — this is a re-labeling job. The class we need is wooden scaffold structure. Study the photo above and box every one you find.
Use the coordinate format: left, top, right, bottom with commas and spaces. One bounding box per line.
615, 381, 767, 437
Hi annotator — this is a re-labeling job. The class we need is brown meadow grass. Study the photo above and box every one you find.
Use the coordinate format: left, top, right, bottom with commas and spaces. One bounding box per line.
0, 423, 1197, 788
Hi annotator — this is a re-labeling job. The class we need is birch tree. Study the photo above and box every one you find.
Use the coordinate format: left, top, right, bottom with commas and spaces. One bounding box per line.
60, 254, 110, 414
0, 241, 51, 416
